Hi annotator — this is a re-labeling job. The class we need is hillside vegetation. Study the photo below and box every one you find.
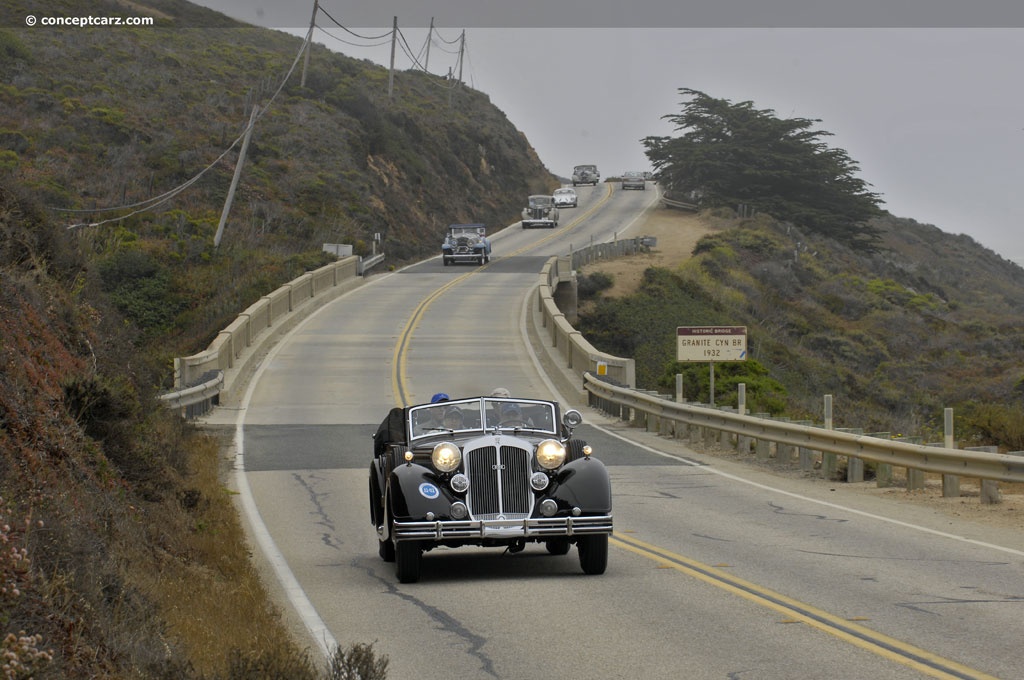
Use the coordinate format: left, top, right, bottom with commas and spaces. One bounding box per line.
1, 0, 554, 677
578, 209, 1024, 448
1, 0, 556, 381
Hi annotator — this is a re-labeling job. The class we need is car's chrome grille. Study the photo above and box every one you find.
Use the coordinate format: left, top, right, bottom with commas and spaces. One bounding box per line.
465, 444, 532, 520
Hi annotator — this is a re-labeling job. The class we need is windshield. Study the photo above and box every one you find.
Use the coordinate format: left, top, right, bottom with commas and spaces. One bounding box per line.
409, 397, 557, 439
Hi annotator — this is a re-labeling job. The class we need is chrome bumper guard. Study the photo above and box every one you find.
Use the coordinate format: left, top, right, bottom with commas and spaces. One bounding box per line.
393, 515, 613, 541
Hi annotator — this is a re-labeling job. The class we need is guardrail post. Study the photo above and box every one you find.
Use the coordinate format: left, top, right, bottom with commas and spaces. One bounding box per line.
775, 417, 795, 463
821, 395, 837, 478
941, 408, 960, 498
869, 432, 893, 487
909, 447, 930, 490
966, 446, 1001, 503
736, 433, 751, 454
798, 444, 816, 470
754, 413, 771, 460
835, 428, 863, 481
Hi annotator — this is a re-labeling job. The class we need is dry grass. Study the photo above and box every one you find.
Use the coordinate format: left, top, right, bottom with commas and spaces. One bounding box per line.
580, 205, 718, 298
123, 434, 292, 677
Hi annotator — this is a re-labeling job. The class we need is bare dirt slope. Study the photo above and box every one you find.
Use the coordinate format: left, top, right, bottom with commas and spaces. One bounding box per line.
577, 201, 1024, 536
587, 205, 718, 298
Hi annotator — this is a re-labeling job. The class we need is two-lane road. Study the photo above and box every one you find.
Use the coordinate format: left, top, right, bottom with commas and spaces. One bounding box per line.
227, 183, 1022, 679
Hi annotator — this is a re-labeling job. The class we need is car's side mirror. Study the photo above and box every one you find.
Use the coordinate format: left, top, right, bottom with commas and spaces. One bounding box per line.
562, 409, 583, 432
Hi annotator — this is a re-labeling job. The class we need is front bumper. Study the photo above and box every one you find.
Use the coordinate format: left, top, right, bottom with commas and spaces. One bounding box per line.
393, 515, 613, 541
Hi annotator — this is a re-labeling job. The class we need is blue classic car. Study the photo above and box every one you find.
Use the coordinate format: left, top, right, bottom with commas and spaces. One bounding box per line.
441, 223, 491, 266
370, 395, 613, 583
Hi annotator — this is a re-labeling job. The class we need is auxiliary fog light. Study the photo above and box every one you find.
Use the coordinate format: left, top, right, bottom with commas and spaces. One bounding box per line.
450, 501, 469, 520
530, 471, 550, 491
539, 499, 558, 517
450, 473, 470, 493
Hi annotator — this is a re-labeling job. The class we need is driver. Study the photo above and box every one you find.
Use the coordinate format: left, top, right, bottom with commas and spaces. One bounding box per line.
498, 402, 533, 427
442, 406, 464, 430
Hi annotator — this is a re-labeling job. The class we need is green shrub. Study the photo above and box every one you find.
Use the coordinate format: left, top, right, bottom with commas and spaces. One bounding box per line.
577, 271, 614, 301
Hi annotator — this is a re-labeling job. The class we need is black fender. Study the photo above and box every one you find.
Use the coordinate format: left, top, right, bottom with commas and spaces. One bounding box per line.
388, 462, 457, 521
548, 456, 612, 514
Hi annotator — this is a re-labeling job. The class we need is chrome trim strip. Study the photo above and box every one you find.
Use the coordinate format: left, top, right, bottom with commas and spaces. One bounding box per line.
392, 515, 613, 541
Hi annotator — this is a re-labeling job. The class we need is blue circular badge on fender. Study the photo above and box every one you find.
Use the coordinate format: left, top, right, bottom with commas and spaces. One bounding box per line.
419, 483, 440, 499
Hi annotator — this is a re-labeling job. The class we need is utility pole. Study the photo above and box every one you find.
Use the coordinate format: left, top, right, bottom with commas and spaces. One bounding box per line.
387, 16, 397, 99
424, 17, 434, 72
300, 0, 318, 88
457, 29, 465, 84
215, 106, 258, 248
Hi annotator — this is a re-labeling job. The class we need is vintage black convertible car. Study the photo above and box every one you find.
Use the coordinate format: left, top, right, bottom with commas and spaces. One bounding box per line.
369, 396, 613, 583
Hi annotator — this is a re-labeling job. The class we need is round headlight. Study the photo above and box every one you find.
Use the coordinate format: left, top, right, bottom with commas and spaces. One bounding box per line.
431, 442, 462, 473
530, 471, 550, 491
536, 439, 566, 470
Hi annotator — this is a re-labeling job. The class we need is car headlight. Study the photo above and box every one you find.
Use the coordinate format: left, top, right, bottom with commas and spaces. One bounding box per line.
536, 439, 566, 470
431, 442, 462, 473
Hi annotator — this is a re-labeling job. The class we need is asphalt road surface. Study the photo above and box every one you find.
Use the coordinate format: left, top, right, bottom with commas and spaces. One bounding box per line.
215, 184, 1023, 680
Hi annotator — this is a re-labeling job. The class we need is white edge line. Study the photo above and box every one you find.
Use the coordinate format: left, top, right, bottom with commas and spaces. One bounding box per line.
232, 270, 403, 660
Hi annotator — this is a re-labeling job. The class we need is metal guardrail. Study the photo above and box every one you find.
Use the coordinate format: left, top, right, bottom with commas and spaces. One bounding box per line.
159, 371, 223, 418
660, 196, 699, 211
584, 373, 1024, 484
359, 253, 385, 274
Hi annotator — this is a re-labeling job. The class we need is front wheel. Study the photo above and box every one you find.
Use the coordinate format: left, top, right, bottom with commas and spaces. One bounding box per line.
546, 538, 571, 555
578, 534, 608, 575
395, 541, 423, 583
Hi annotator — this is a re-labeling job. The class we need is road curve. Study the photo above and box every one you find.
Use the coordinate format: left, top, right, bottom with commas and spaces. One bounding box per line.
223, 184, 1021, 680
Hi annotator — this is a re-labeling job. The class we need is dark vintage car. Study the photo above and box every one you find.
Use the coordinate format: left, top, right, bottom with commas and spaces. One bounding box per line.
572, 164, 600, 186
441, 223, 491, 266
521, 195, 559, 228
369, 396, 613, 583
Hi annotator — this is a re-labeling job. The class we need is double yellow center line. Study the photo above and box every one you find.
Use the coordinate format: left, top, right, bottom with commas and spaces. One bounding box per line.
390, 183, 615, 406
613, 532, 998, 680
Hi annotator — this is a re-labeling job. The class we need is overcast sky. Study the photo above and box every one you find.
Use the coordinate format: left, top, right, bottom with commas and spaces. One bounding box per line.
189, 1, 1024, 265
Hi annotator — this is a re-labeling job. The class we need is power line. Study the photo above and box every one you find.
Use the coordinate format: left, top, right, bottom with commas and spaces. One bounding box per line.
63, 29, 312, 230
